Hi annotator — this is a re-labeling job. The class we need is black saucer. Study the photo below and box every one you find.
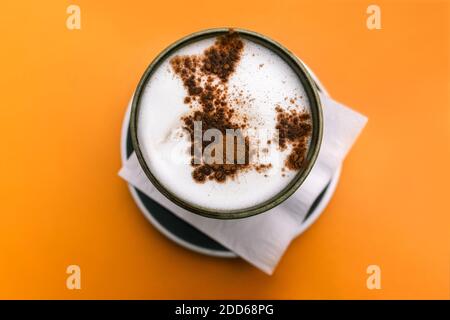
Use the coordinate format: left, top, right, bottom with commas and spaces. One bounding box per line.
122, 63, 337, 257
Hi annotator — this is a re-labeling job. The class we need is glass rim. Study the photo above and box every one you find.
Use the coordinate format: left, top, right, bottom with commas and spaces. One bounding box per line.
130, 27, 323, 219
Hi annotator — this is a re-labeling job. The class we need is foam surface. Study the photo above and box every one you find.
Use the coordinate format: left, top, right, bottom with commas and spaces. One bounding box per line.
137, 36, 311, 211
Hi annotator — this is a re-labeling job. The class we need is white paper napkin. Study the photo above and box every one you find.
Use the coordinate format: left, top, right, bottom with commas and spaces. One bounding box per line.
119, 93, 367, 274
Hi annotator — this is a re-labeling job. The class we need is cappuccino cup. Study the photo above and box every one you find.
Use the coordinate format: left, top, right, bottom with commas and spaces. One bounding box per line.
130, 28, 323, 219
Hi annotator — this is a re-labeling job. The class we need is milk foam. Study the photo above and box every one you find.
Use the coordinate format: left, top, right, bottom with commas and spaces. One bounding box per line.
137, 36, 311, 211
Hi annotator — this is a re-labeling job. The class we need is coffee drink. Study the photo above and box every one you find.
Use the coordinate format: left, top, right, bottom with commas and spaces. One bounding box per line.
133, 29, 320, 215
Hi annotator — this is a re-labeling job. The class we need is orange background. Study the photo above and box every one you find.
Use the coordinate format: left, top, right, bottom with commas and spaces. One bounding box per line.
0, 0, 449, 299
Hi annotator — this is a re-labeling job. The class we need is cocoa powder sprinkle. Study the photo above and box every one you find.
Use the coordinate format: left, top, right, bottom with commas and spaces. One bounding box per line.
170, 30, 254, 183
170, 30, 312, 183
275, 105, 312, 171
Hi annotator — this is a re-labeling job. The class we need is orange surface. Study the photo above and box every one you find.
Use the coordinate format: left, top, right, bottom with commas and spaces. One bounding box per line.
0, 0, 449, 299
